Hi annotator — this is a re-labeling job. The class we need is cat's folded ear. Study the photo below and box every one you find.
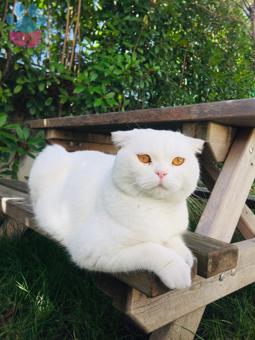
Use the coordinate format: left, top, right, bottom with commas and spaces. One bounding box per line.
185, 136, 205, 154
111, 129, 138, 148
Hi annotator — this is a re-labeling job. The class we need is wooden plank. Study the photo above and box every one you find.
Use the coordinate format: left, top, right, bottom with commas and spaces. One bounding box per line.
183, 232, 238, 278
238, 205, 255, 239
194, 187, 255, 209
200, 149, 255, 240
183, 122, 235, 162
149, 309, 204, 340
116, 259, 197, 298
47, 139, 117, 154
27, 98, 255, 130
127, 238, 255, 333
45, 129, 112, 144
196, 128, 255, 241
0, 179, 28, 193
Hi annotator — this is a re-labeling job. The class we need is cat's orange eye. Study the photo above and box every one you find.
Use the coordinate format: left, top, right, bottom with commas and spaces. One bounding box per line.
137, 154, 151, 164
172, 157, 185, 166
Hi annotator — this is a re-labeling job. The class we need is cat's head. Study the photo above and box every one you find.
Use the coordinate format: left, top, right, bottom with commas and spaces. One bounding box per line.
111, 129, 204, 202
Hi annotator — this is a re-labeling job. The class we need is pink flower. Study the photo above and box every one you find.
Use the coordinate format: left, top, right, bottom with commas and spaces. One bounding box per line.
9, 30, 41, 48
27, 30, 41, 48
9, 31, 29, 47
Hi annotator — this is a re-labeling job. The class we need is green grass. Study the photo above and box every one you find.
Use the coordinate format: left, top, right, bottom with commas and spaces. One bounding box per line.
0, 226, 255, 339
0, 230, 145, 339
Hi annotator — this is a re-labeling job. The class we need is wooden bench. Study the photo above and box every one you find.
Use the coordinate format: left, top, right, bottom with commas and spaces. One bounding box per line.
1, 97, 255, 339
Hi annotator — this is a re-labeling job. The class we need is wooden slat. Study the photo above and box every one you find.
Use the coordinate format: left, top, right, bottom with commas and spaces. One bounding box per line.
194, 187, 255, 209
200, 147, 255, 240
47, 139, 117, 154
27, 99, 255, 130
127, 238, 255, 333
238, 205, 255, 239
196, 128, 255, 241
0, 179, 28, 193
149, 309, 205, 340
46, 129, 112, 144
183, 122, 236, 162
183, 232, 238, 278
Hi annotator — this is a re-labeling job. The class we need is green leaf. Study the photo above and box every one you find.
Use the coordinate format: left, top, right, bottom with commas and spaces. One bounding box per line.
14, 85, 22, 94
22, 127, 30, 140
0, 113, 7, 127
105, 92, 115, 99
16, 126, 24, 140
45, 98, 53, 106
74, 85, 85, 94
39, 83, 45, 92
94, 98, 103, 107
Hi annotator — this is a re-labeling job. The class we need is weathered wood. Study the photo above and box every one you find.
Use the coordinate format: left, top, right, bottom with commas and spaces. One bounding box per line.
194, 187, 255, 209
196, 128, 255, 241
182, 122, 236, 162
200, 150, 255, 240
149, 309, 204, 340
238, 205, 255, 239
46, 129, 112, 144
115, 259, 197, 298
183, 232, 238, 278
127, 238, 255, 333
0, 179, 28, 193
27, 98, 255, 130
47, 139, 117, 154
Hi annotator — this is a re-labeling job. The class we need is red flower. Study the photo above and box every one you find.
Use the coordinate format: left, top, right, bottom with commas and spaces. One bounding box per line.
9, 31, 29, 47
9, 30, 41, 48
27, 30, 41, 48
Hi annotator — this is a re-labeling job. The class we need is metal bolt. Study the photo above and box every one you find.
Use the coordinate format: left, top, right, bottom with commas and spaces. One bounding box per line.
219, 273, 225, 281
231, 269, 236, 276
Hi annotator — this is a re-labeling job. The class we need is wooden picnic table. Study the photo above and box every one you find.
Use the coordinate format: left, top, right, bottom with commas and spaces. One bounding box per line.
2, 98, 255, 339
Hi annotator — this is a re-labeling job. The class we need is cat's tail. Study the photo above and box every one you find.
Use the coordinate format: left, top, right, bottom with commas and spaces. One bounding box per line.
28, 144, 69, 206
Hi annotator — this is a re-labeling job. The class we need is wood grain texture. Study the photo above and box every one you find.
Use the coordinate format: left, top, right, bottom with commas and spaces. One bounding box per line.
183, 231, 238, 278
47, 139, 117, 154
200, 147, 255, 240
46, 129, 112, 144
128, 238, 255, 333
196, 128, 255, 241
183, 122, 236, 162
27, 98, 255, 130
194, 187, 255, 209
238, 205, 255, 239
149, 308, 205, 340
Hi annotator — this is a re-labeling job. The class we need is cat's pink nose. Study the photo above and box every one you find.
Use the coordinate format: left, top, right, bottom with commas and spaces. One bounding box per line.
155, 171, 168, 179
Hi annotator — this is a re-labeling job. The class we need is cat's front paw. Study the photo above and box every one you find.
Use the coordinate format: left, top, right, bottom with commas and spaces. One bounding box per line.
165, 238, 194, 268
182, 247, 194, 268
158, 259, 192, 290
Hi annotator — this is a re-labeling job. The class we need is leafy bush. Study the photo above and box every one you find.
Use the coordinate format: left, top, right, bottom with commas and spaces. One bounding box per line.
1, 0, 254, 118
0, 113, 44, 178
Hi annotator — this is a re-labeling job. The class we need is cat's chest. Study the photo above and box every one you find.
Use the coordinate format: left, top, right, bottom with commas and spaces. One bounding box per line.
102, 187, 188, 240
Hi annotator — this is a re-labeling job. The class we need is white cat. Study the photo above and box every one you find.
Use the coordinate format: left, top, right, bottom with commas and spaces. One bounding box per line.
28, 128, 203, 290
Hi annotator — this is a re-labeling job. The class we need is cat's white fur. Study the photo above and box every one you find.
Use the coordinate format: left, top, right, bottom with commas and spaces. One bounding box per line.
28, 128, 203, 290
